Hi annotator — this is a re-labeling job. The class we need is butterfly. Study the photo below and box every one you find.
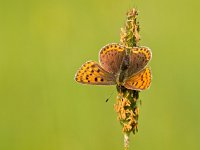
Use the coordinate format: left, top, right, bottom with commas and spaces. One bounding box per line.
74, 43, 152, 91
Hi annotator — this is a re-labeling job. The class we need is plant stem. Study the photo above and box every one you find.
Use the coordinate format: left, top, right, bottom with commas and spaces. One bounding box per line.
115, 8, 140, 150
124, 133, 129, 150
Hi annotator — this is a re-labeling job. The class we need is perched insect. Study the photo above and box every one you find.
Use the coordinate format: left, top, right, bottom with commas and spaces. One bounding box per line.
75, 43, 152, 91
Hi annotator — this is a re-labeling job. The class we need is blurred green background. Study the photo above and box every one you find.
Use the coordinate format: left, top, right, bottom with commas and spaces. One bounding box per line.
0, 0, 200, 150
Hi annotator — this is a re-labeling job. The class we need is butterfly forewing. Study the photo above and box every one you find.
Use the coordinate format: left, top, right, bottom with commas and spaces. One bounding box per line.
127, 46, 152, 77
99, 43, 125, 75
124, 67, 152, 91
75, 61, 116, 85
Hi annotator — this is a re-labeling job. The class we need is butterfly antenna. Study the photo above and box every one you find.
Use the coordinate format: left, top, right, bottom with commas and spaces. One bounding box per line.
105, 91, 114, 102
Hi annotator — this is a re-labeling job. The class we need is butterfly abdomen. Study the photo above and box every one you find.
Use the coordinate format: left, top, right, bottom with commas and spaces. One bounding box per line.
118, 54, 130, 84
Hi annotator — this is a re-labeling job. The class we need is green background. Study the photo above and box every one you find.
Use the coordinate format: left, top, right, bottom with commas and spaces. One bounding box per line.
0, 0, 200, 150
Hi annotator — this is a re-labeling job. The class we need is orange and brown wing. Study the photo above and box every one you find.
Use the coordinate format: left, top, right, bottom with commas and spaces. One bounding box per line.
124, 67, 152, 91
99, 43, 125, 74
127, 46, 152, 77
75, 61, 116, 85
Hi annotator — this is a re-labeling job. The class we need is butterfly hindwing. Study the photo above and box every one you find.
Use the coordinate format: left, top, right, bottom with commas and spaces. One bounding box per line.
75, 61, 116, 85
127, 46, 152, 77
99, 43, 125, 75
124, 67, 152, 91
